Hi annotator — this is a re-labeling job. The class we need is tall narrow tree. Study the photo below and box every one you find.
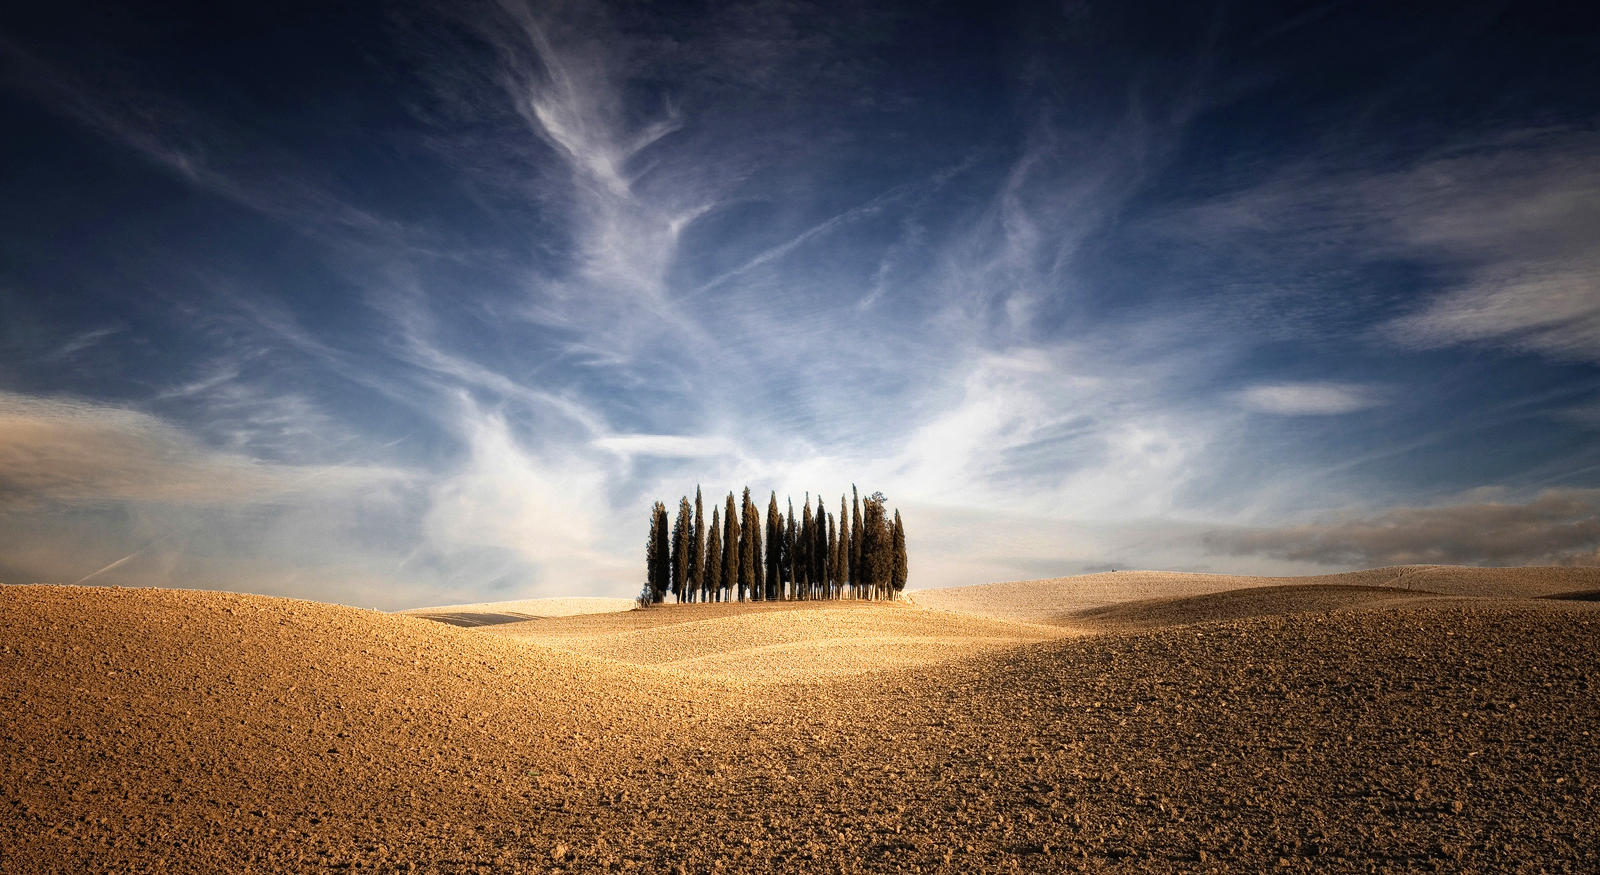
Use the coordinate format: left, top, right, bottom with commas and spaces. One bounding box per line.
704, 507, 722, 602
785, 497, 798, 600
766, 492, 782, 600
826, 511, 839, 598
651, 502, 672, 603
851, 486, 864, 593
891, 509, 908, 597
644, 505, 661, 605
723, 493, 739, 602
813, 494, 829, 598
688, 487, 705, 603
740, 488, 761, 601
798, 498, 813, 600
838, 495, 852, 598
671, 497, 690, 602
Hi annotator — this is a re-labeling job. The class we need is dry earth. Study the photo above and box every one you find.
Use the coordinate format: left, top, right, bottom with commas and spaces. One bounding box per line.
904, 565, 1600, 621
398, 599, 636, 629
3, 566, 1599, 873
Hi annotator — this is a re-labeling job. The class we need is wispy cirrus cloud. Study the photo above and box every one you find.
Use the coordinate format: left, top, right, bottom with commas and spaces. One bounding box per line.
1237, 382, 1387, 416
1377, 132, 1600, 361
0, 392, 402, 508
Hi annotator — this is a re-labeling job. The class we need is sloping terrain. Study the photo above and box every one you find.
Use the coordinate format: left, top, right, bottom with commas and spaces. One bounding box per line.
3, 569, 1599, 873
1067, 584, 1443, 629
482, 600, 1065, 679
399, 597, 635, 625
0, 585, 754, 875
908, 565, 1600, 622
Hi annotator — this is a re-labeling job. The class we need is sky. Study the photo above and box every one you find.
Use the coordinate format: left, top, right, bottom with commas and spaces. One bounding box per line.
2, 0, 1599, 610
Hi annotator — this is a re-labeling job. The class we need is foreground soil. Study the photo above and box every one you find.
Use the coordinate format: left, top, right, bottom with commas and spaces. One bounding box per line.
3, 570, 1599, 873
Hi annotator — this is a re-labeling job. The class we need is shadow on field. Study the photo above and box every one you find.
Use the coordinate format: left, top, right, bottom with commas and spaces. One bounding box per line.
411, 611, 540, 627
1541, 589, 1600, 601
1062, 584, 1441, 629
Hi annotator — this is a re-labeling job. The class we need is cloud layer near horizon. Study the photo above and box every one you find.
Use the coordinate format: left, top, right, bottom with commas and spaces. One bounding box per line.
1206, 490, 1600, 568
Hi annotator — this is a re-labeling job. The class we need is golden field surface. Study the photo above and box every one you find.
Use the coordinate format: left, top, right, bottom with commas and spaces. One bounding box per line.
3, 565, 1599, 873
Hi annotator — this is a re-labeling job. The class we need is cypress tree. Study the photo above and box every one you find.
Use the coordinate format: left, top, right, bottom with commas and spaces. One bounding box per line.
704, 507, 722, 602
689, 487, 705, 603
740, 488, 760, 601
851, 486, 864, 593
861, 494, 890, 599
813, 494, 829, 598
891, 509, 908, 597
799, 498, 813, 600
723, 493, 739, 602
672, 497, 690, 602
766, 492, 781, 600
753, 512, 765, 599
826, 511, 839, 599
644, 504, 661, 605
838, 495, 852, 598
652, 502, 672, 603
785, 498, 797, 600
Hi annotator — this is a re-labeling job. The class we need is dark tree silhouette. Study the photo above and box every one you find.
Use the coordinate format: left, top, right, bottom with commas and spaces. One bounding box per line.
892, 509, 908, 595
722, 493, 739, 603
798, 498, 814, 600
704, 507, 722, 602
813, 495, 829, 599
860, 494, 892, 599
837, 495, 851, 598
649, 502, 671, 604
785, 497, 798, 600
851, 486, 864, 594
641, 506, 660, 606
689, 487, 705, 603
832, 508, 844, 598
741, 488, 762, 601
766, 492, 782, 601
672, 497, 691, 602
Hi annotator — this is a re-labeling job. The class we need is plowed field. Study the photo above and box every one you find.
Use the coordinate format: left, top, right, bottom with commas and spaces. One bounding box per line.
3, 566, 1598, 873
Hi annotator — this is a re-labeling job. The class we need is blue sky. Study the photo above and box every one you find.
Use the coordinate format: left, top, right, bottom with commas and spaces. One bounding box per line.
2, 0, 1599, 609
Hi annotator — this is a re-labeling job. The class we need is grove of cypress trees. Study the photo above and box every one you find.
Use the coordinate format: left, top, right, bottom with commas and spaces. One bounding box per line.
704, 506, 722, 602
645, 486, 902, 605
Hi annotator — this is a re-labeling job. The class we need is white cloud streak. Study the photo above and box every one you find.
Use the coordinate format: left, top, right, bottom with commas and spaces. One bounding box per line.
1378, 133, 1600, 361
1237, 382, 1386, 415
0, 392, 401, 508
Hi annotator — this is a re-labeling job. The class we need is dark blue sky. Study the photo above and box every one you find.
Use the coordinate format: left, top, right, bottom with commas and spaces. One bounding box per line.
3, 0, 1599, 607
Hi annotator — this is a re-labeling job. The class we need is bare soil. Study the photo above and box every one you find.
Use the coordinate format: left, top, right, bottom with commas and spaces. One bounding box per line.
906, 565, 1600, 621
3, 567, 1599, 873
